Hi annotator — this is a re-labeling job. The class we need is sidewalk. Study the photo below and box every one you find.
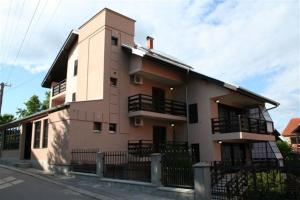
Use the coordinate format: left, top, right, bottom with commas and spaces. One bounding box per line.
0, 164, 173, 200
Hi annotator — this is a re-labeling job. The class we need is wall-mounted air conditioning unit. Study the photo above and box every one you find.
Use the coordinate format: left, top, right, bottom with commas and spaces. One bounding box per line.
133, 74, 143, 85
134, 117, 144, 127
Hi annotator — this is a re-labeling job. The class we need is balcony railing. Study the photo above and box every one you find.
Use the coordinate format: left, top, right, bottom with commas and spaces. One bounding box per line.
52, 80, 66, 97
128, 94, 186, 116
211, 115, 274, 135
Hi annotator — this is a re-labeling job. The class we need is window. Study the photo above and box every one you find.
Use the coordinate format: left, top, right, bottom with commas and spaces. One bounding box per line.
93, 122, 102, 132
109, 123, 117, 133
111, 36, 118, 46
42, 119, 48, 148
72, 93, 76, 102
74, 59, 78, 76
110, 77, 117, 87
189, 104, 198, 124
34, 121, 41, 148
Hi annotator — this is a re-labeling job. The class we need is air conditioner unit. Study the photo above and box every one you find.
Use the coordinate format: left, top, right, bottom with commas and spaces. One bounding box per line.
134, 117, 144, 127
133, 74, 143, 85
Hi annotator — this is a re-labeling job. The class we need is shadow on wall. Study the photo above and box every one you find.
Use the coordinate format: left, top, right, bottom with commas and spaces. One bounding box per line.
47, 112, 70, 174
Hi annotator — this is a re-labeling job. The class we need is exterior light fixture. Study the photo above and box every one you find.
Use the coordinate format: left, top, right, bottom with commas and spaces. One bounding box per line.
218, 141, 222, 144
170, 123, 175, 127
215, 99, 220, 103
170, 87, 174, 91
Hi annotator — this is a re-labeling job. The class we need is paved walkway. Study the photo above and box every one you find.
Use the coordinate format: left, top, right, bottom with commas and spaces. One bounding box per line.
0, 165, 173, 200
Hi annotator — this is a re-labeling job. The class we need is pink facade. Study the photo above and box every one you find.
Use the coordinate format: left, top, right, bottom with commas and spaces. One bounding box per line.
0, 8, 279, 171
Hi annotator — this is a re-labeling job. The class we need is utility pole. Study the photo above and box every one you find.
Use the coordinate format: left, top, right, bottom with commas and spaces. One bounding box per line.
0, 82, 11, 115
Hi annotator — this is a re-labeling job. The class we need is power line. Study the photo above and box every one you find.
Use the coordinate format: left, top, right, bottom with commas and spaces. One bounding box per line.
6, 0, 42, 82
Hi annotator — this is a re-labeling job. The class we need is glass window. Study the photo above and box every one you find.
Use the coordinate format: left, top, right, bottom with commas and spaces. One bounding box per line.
110, 77, 117, 87
189, 104, 198, 124
42, 119, 48, 148
74, 60, 78, 76
111, 36, 118, 46
34, 121, 41, 148
109, 123, 117, 133
72, 93, 76, 102
93, 122, 102, 132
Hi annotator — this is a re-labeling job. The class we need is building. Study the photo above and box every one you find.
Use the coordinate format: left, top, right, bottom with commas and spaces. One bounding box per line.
282, 118, 300, 152
0, 8, 280, 172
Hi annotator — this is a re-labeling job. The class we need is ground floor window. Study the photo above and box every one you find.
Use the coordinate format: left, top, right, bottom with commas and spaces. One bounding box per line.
1, 127, 20, 150
34, 121, 41, 148
42, 119, 48, 148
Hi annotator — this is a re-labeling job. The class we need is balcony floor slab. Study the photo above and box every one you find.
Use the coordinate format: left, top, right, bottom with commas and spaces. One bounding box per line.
128, 110, 187, 122
212, 132, 275, 142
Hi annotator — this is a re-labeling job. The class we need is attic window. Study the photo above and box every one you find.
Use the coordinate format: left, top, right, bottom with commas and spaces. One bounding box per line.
74, 60, 78, 76
111, 36, 118, 46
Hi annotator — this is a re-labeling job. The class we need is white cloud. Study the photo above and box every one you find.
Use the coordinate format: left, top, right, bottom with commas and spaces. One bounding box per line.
0, 0, 299, 132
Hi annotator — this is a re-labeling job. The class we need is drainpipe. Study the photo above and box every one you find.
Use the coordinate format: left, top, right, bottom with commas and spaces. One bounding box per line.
185, 68, 190, 145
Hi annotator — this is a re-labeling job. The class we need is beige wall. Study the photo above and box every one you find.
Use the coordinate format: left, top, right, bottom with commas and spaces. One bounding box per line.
66, 43, 78, 102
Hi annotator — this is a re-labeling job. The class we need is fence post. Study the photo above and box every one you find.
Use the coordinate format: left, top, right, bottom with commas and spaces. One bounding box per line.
96, 152, 104, 178
151, 153, 162, 186
193, 162, 211, 200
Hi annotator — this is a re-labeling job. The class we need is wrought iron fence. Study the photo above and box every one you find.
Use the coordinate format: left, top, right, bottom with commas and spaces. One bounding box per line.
211, 116, 274, 134
211, 160, 300, 200
103, 151, 151, 182
70, 148, 99, 174
161, 151, 196, 188
128, 94, 186, 116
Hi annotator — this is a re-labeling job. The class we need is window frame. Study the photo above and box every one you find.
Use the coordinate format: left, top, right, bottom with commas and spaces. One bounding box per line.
73, 59, 78, 76
33, 121, 41, 149
111, 36, 118, 46
109, 123, 117, 133
93, 122, 102, 133
42, 119, 48, 148
189, 103, 199, 124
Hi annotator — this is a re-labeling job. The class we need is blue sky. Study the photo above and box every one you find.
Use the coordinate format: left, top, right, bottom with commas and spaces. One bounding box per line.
0, 0, 299, 132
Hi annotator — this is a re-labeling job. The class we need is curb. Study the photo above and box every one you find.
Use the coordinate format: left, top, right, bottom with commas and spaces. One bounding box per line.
0, 164, 116, 200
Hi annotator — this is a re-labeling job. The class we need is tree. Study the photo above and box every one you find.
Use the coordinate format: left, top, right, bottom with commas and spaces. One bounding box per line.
16, 95, 42, 118
0, 114, 15, 125
276, 140, 292, 157
16, 92, 50, 119
41, 91, 50, 110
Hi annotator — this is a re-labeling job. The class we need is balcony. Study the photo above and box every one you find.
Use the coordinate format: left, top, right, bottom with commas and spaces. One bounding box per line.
128, 94, 187, 121
52, 80, 66, 97
211, 116, 275, 142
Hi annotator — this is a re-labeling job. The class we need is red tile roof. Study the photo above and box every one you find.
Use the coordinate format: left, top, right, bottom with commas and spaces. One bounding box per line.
282, 118, 300, 137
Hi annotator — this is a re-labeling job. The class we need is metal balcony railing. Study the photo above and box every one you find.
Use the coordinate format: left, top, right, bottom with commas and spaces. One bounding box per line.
52, 80, 66, 97
211, 115, 274, 134
128, 94, 186, 116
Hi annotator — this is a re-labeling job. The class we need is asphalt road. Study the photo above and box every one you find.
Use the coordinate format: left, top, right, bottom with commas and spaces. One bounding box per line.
0, 166, 95, 200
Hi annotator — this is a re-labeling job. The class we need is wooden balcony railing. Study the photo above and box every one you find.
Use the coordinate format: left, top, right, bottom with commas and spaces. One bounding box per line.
128, 94, 186, 116
211, 115, 274, 135
52, 80, 66, 97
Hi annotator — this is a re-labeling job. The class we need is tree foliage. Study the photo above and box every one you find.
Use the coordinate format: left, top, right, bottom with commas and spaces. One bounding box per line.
16, 91, 50, 118
276, 140, 293, 157
0, 114, 15, 125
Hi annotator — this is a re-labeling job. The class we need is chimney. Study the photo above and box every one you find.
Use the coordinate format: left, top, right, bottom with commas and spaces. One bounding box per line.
146, 36, 154, 49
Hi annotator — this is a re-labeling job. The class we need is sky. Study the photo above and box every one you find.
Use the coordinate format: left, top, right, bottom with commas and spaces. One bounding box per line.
0, 0, 299, 133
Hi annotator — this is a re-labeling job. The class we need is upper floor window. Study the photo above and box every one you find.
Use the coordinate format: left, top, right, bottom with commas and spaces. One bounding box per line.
42, 119, 48, 148
109, 123, 117, 133
34, 121, 41, 148
74, 60, 78, 76
189, 104, 198, 124
72, 93, 76, 102
110, 77, 117, 87
111, 36, 118, 46
93, 122, 102, 132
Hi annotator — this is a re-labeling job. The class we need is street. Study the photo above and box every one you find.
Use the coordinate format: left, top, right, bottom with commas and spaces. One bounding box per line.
0, 166, 95, 200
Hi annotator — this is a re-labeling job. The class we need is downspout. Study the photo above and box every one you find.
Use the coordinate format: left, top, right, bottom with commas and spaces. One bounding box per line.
185, 68, 190, 144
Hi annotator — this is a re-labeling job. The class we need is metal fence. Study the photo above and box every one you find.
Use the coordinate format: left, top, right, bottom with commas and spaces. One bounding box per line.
70, 148, 99, 174
103, 151, 151, 182
211, 160, 300, 200
161, 151, 196, 188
